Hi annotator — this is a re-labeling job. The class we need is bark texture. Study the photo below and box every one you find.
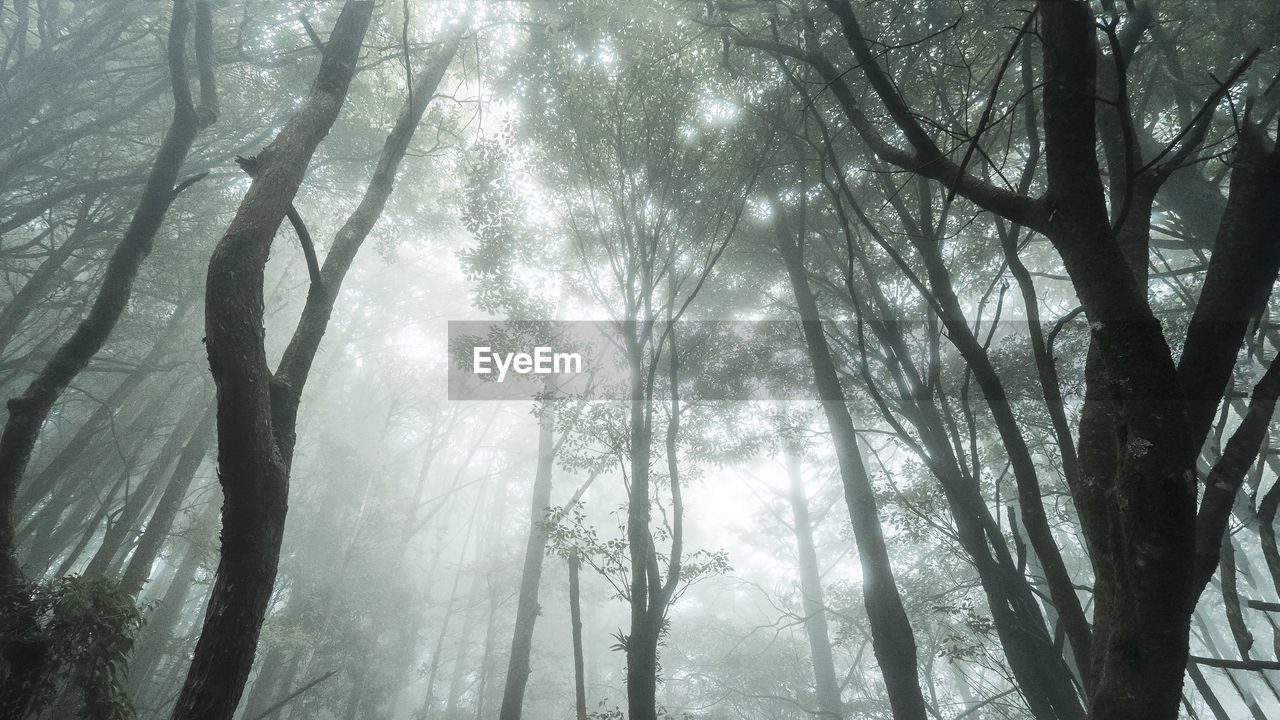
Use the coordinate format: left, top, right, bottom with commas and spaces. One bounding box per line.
171, 11, 464, 718
497, 396, 556, 720
170, 5, 372, 718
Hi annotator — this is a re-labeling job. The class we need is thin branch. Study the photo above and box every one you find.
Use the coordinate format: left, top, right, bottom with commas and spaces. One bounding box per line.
1190, 656, 1280, 672
297, 13, 326, 53
169, 171, 209, 201
1139, 49, 1260, 180
947, 10, 1036, 205
248, 670, 338, 720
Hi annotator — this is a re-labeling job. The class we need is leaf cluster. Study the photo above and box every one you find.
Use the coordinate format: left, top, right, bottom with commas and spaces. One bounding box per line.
24, 577, 143, 720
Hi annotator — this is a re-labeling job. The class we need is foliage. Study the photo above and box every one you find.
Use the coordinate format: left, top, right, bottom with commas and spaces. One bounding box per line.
27, 577, 143, 720
544, 504, 732, 605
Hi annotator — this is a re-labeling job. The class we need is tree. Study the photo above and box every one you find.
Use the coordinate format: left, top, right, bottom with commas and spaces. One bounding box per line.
172, 4, 464, 717
722, 0, 1280, 717
782, 438, 844, 720
518, 13, 759, 714
0, 1, 217, 713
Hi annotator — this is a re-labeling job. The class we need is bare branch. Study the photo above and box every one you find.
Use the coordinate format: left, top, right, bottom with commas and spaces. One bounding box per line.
1190, 656, 1280, 671
1193, 350, 1280, 593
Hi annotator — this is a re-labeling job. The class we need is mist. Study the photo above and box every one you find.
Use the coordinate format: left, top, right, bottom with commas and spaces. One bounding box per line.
1, 2, 1278, 720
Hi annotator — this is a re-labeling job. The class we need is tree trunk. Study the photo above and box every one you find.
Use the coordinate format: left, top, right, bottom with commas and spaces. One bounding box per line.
174, 11, 462, 719
569, 549, 588, 720
774, 198, 928, 720
783, 442, 844, 720
129, 535, 204, 703
787, 89, 1083, 715
82, 391, 207, 578
624, 331, 661, 720
169, 6, 372, 718
0, 0, 215, 711
117, 402, 214, 597
497, 392, 556, 720
14, 294, 199, 518
624, 321, 688, 720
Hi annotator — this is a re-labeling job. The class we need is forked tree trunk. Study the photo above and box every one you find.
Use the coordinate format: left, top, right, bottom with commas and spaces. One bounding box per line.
624, 323, 688, 720
171, 9, 463, 718
170, 5, 372, 718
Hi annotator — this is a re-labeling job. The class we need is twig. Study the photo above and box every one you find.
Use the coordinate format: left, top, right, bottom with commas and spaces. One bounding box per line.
1190, 656, 1280, 671
248, 669, 338, 720
298, 13, 325, 53
946, 10, 1036, 205
169, 171, 209, 201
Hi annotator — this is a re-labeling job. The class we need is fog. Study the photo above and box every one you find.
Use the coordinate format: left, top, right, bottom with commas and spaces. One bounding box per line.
1, 2, 1278, 720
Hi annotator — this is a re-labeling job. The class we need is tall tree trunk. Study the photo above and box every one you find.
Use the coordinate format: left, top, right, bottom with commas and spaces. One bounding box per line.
624, 331, 661, 720
14, 294, 199, 518
129, 535, 204, 703
118, 402, 215, 597
624, 322, 688, 720
783, 442, 843, 720
421, 473, 490, 717
169, 6, 372, 718
82, 391, 207, 578
789, 90, 1083, 717
569, 549, 588, 720
1036, 6, 1198, 718
474, 577, 503, 720
35, 383, 173, 576
171, 12, 462, 719
774, 201, 928, 720
497, 393, 556, 720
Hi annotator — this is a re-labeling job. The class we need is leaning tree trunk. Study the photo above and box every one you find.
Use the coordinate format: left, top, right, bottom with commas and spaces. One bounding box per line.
118, 402, 216, 597
171, 10, 464, 718
169, 5, 371, 718
81, 391, 207, 578
0, 2, 216, 713
498, 387, 557, 720
774, 200, 928, 720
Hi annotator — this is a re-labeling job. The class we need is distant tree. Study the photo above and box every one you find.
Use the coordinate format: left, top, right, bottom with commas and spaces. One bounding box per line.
518, 11, 758, 715
0, 1, 217, 714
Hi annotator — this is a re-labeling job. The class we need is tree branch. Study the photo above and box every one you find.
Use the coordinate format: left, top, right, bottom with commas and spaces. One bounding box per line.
1193, 349, 1280, 593
1189, 655, 1280, 671
730, 33, 1047, 230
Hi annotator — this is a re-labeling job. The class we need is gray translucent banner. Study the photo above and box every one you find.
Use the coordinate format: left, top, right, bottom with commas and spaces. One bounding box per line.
446, 319, 1048, 401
